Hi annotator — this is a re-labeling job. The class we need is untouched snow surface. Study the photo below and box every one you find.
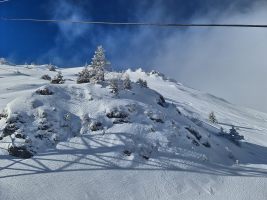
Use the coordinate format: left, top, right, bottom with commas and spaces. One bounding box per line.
0, 64, 267, 200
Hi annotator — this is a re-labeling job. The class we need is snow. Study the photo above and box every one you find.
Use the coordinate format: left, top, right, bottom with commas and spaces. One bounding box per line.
0, 64, 267, 200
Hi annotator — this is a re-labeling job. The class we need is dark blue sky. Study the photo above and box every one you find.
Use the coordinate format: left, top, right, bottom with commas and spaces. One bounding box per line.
0, 0, 257, 67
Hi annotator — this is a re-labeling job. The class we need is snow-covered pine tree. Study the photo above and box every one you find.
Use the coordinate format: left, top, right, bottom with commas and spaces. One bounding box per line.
77, 66, 91, 84
51, 72, 65, 84
41, 74, 51, 81
123, 75, 132, 90
208, 111, 218, 123
110, 79, 119, 94
89, 46, 110, 83
91, 46, 109, 70
136, 78, 147, 88
48, 64, 56, 72
90, 68, 104, 83
110, 79, 119, 95
229, 126, 238, 136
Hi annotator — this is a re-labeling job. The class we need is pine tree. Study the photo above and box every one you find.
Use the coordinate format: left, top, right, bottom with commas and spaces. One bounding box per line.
41, 74, 51, 80
76, 46, 110, 84
91, 46, 109, 70
77, 66, 91, 84
229, 126, 238, 136
136, 78, 147, 88
123, 75, 132, 90
89, 46, 110, 83
110, 79, 119, 95
51, 72, 65, 84
208, 111, 218, 123
48, 64, 56, 71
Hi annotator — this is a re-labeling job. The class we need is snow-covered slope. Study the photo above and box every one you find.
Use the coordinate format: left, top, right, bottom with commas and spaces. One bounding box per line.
0, 64, 267, 200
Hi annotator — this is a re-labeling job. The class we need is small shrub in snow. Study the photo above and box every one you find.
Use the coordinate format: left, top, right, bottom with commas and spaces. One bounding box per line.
149, 115, 164, 123
202, 141, 211, 148
41, 74, 51, 80
139, 144, 157, 160
48, 64, 56, 71
123, 150, 132, 156
15, 133, 26, 139
208, 111, 218, 123
0, 112, 8, 120
157, 95, 167, 107
218, 126, 244, 144
3, 123, 18, 137
229, 126, 238, 136
90, 69, 104, 83
113, 118, 129, 124
89, 121, 103, 131
77, 66, 91, 83
36, 88, 53, 95
185, 127, 202, 141
8, 145, 33, 159
146, 112, 164, 123
229, 127, 244, 141
192, 139, 200, 146
123, 75, 132, 90
109, 79, 119, 95
136, 78, 147, 88
106, 108, 128, 119
51, 72, 65, 84
126, 104, 136, 113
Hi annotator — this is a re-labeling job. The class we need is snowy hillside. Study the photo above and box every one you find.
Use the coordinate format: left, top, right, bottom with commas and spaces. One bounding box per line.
0, 63, 267, 200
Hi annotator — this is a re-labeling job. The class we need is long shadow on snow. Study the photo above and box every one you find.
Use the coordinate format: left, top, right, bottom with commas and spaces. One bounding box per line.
0, 132, 267, 179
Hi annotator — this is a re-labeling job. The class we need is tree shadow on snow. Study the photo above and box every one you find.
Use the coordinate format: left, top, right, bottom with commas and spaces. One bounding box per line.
0, 133, 267, 179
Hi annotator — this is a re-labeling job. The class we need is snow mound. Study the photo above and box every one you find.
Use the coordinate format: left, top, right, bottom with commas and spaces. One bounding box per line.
0, 80, 239, 166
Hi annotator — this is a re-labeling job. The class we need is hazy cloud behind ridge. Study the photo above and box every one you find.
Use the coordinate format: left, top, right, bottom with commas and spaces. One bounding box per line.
47, 0, 267, 112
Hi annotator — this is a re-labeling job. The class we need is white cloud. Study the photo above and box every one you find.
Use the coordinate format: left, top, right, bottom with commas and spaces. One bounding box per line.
0, 0, 10, 3
51, 0, 89, 42
150, 3, 267, 112
43, 0, 267, 112
102, 1, 267, 112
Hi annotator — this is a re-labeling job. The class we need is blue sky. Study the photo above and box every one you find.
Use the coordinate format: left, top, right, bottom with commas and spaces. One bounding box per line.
0, 0, 257, 66
1, 0, 267, 112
